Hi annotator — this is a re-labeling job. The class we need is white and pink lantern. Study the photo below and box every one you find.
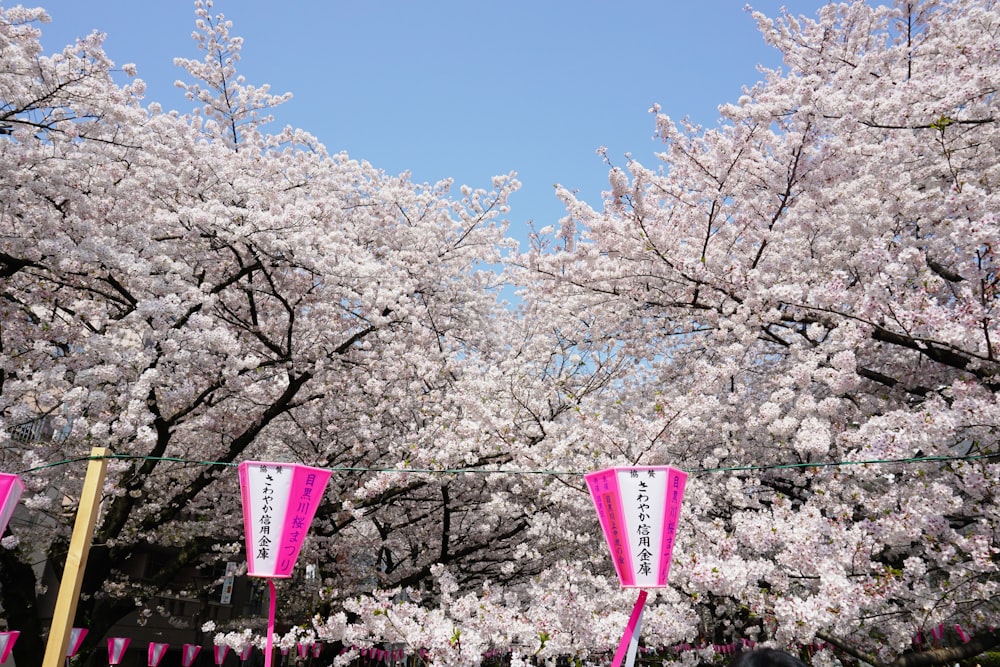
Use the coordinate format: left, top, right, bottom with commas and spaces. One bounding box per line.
148, 642, 169, 667
67, 628, 88, 659
310, 644, 322, 659
238, 462, 333, 579
0, 631, 19, 665
585, 466, 687, 667
0, 473, 24, 538
296, 644, 309, 660
214, 645, 229, 665
239, 645, 254, 663
108, 637, 131, 666
238, 462, 332, 667
182, 643, 201, 667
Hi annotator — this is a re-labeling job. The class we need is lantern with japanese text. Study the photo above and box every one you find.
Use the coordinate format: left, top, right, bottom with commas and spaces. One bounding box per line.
0, 473, 24, 538
238, 462, 332, 578
238, 462, 332, 667
585, 466, 687, 667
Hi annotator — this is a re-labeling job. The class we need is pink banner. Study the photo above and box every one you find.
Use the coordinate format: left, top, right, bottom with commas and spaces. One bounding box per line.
585, 466, 687, 587
0, 631, 19, 664
0, 473, 24, 538
214, 645, 229, 665
238, 462, 333, 578
108, 638, 131, 665
182, 644, 201, 667
67, 628, 88, 658
148, 642, 169, 667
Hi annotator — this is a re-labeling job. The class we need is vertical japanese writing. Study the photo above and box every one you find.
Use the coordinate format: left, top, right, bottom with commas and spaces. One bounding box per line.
256, 464, 280, 561
278, 471, 320, 573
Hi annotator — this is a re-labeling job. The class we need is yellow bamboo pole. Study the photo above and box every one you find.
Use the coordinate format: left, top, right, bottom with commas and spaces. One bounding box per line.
41, 446, 109, 667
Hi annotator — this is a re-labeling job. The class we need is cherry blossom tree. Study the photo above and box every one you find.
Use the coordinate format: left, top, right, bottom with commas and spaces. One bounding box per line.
6, 1, 1000, 667
505, 1, 1000, 666
0, 3, 536, 665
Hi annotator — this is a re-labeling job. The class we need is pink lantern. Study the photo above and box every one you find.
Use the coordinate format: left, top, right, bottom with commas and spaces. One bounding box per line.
586, 466, 687, 667
310, 644, 322, 659
0, 631, 20, 664
239, 645, 253, 662
214, 645, 229, 665
182, 644, 201, 667
0, 473, 24, 537
238, 462, 332, 578
238, 462, 333, 667
108, 638, 131, 666
585, 466, 687, 587
148, 642, 169, 667
67, 628, 88, 658
296, 644, 309, 659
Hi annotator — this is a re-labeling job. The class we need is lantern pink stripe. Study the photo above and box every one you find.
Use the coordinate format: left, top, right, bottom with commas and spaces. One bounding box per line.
657, 468, 687, 585
274, 466, 332, 577
585, 469, 635, 585
0, 631, 20, 664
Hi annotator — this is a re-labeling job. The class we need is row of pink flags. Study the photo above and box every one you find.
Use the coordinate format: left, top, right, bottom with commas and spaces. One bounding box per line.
0, 627, 326, 666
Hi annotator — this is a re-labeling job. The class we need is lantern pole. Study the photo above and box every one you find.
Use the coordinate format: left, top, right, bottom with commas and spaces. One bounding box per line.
42, 447, 110, 667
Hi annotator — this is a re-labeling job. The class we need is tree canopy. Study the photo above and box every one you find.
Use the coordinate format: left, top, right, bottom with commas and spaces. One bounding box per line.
1, 2, 998, 667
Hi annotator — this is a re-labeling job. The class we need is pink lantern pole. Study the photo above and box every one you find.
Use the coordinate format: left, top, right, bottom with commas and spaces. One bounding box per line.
0, 473, 24, 537
0, 631, 20, 665
182, 644, 201, 667
585, 466, 687, 667
107, 638, 131, 666
238, 462, 332, 667
148, 642, 169, 667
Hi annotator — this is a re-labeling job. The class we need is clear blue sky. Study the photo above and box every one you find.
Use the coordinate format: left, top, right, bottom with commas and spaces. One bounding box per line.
32, 0, 829, 244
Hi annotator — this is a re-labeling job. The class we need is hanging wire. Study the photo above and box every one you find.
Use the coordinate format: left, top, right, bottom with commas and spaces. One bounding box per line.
14, 451, 997, 477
